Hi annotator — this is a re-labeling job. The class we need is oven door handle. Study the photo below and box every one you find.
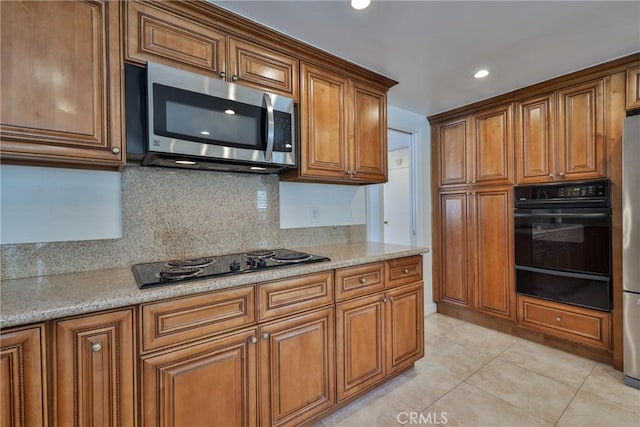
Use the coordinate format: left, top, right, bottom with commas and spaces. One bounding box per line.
515, 265, 611, 282
263, 93, 275, 162
514, 213, 609, 218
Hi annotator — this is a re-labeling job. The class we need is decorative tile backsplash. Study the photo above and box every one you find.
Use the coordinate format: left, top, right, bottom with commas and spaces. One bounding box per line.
1, 165, 365, 280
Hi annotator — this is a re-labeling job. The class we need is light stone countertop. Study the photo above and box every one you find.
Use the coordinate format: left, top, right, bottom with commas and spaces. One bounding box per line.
0, 242, 428, 329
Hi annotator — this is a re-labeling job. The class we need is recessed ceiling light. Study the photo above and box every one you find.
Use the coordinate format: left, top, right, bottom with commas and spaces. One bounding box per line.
200, 131, 210, 135
250, 166, 267, 171
224, 109, 236, 115
175, 160, 197, 165
351, 0, 371, 10
474, 69, 490, 79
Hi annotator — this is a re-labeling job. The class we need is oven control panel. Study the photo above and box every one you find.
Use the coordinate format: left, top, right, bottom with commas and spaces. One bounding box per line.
556, 184, 605, 198
515, 179, 610, 208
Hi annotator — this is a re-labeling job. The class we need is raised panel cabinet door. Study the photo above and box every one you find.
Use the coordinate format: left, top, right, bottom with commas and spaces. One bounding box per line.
436, 118, 471, 187
557, 79, 606, 180
336, 293, 386, 402
473, 187, 514, 320
386, 282, 424, 374
53, 309, 135, 427
351, 82, 388, 183
228, 37, 299, 100
0, 325, 47, 427
438, 191, 472, 307
125, 1, 226, 77
259, 307, 335, 427
473, 104, 513, 185
0, 0, 124, 167
515, 93, 556, 183
626, 66, 640, 110
141, 328, 258, 427
298, 63, 350, 180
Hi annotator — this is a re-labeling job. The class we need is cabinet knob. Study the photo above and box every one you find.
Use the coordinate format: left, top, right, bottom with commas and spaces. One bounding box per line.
389, 296, 394, 302
359, 277, 366, 284
466, 180, 470, 184
558, 172, 565, 178
549, 173, 555, 179
111, 147, 120, 154
471, 180, 476, 184
219, 71, 227, 79
402, 268, 409, 274
231, 75, 239, 81
345, 170, 352, 175
381, 297, 388, 303
91, 342, 102, 352
249, 336, 258, 344
556, 316, 562, 322
262, 332, 270, 340
352, 171, 357, 176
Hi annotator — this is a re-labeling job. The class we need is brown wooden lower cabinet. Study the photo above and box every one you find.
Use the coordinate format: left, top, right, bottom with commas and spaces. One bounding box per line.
517, 295, 611, 349
0, 324, 47, 427
259, 307, 335, 427
336, 281, 424, 403
53, 308, 136, 427
141, 327, 258, 427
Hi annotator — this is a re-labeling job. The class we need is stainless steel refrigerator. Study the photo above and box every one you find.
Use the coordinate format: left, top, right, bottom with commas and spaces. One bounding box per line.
623, 114, 640, 390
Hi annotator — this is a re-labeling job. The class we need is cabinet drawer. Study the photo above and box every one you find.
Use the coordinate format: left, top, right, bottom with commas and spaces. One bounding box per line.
335, 262, 385, 301
258, 271, 334, 321
385, 256, 423, 288
517, 295, 610, 348
140, 285, 256, 353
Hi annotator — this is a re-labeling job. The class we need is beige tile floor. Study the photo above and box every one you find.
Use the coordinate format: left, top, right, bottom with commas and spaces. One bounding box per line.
319, 313, 640, 427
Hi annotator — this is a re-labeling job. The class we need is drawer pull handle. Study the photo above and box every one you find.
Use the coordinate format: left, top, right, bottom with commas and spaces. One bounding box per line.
91, 342, 102, 352
402, 268, 409, 274
381, 297, 388, 303
359, 277, 366, 284
556, 316, 562, 322
262, 332, 270, 340
249, 336, 258, 344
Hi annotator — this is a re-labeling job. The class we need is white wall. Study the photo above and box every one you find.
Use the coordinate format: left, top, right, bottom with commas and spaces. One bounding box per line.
0, 165, 122, 244
367, 105, 435, 315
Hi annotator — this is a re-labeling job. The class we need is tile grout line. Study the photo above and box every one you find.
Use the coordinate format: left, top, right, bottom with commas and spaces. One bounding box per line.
552, 360, 598, 426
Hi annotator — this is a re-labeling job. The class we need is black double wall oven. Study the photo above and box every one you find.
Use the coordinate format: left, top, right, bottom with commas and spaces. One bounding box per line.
514, 180, 612, 312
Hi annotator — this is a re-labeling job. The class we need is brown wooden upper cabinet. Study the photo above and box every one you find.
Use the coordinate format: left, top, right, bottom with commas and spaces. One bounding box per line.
627, 66, 640, 110
435, 104, 513, 188
516, 79, 606, 184
282, 62, 387, 184
0, 0, 124, 169
125, 0, 299, 100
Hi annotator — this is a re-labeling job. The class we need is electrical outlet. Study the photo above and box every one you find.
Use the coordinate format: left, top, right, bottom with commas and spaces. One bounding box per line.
310, 207, 320, 223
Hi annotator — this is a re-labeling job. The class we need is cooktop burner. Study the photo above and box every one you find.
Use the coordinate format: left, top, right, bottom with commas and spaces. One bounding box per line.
132, 248, 330, 289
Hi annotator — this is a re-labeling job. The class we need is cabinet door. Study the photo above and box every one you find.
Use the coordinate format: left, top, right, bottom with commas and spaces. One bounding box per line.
626, 66, 640, 110
438, 191, 473, 307
260, 307, 335, 427
336, 293, 386, 402
386, 282, 424, 374
125, 1, 226, 77
435, 118, 471, 187
557, 79, 606, 180
53, 309, 135, 427
141, 328, 258, 427
515, 93, 556, 183
473, 187, 514, 320
0, 0, 124, 168
229, 37, 299, 100
351, 82, 388, 183
298, 63, 350, 181
0, 325, 47, 427
472, 104, 513, 185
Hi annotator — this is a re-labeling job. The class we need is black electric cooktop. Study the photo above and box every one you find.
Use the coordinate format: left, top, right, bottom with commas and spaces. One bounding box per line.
132, 248, 330, 289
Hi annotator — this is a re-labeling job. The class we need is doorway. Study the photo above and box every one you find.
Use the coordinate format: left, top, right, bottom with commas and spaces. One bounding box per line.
383, 129, 415, 245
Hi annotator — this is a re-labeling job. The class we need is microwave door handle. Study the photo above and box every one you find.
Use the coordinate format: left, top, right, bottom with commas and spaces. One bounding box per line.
263, 93, 275, 162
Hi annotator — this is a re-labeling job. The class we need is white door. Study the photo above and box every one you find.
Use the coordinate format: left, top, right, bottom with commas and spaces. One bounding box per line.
383, 130, 413, 245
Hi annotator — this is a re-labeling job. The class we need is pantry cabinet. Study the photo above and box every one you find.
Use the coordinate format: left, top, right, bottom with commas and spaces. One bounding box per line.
436, 187, 513, 320
0, 325, 48, 427
0, 0, 124, 168
52, 309, 136, 427
282, 62, 388, 184
125, 0, 299, 99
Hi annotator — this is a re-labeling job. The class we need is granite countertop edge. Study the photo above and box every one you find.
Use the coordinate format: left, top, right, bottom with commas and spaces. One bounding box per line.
1, 243, 429, 329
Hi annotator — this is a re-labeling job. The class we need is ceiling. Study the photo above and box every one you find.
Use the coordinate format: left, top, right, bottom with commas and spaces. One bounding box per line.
212, 0, 640, 117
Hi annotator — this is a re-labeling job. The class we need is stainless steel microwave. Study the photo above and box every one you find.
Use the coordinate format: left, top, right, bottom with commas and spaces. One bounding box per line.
125, 62, 297, 173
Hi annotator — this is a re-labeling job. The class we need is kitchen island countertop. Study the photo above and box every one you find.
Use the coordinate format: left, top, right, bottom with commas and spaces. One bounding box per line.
0, 242, 428, 328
